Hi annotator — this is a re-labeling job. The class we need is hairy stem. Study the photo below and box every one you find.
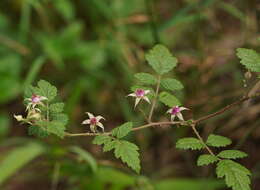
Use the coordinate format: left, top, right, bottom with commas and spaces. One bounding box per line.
148, 75, 161, 122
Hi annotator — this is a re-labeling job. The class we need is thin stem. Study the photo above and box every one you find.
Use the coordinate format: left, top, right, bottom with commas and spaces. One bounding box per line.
138, 107, 149, 123
191, 124, 217, 157
148, 75, 161, 122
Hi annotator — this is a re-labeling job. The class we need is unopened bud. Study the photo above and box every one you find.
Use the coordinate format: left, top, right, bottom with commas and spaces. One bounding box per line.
244, 71, 252, 79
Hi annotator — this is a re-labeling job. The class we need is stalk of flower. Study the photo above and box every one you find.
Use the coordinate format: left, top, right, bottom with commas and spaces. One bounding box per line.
167, 106, 189, 121
82, 112, 105, 133
127, 89, 151, 108
25, 94, 48, 112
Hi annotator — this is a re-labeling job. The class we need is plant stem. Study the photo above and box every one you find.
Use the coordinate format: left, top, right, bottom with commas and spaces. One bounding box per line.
148, 75, 161, 122
191, 124, 217, 157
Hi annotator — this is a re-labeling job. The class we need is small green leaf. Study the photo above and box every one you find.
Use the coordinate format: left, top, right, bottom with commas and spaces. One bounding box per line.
50, 102, 64, 113
237, 48, 260, 72
103, 140, 118, 152
134, 73, 157, 85
46, 121, 66, 138
176, 137, 205, 150
114, 140, 140, 173
216, 160, 251, 190
51, 113, 68, 126
161, 78, 183, 91
145, 44, 177, 75
159, 91, 181, 107
28, 126, 49, 138
111, 122, 133, 139
197, 154, 218, 166
217, 150, 248, 159
35, 80, 57, 101
206, 134, 232, 147
92, 135, 113, 145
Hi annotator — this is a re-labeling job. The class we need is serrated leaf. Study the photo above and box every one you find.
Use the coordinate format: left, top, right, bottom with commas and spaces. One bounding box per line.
103, 140, 118, 152
236, 48, 260, 72
217, 150, 248, 159
216, 160, 251, 190
111, 122, 133, 139
51, 113, 68, 126
28, 126, 49, 138
24, 85, 36, 99
35, 80, 57, 101
161, 78, 184, 91
50, 102, 64, 113
176, 137, 205, 150
92, 135, 113, 145
114, 140, 140, 173
159, 91, 181, 107
145, 44, 177, 75
206, 134, 232, 147
46, 121, 66, 138
197, 154, 218, 166
134, 73, 157, 85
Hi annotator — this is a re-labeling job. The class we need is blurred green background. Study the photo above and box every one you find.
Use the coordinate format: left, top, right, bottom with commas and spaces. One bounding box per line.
0, 0, 260, 189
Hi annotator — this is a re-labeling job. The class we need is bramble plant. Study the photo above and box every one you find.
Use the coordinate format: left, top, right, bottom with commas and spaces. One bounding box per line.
14, 45, 260, 190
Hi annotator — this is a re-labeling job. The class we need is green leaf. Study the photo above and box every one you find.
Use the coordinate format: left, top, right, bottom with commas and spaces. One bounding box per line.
134, 73, 157, 85
103, 140, 118, 152
206, 134, 232, 147
0, 142, 45, 185
111, 122, 133, 139
159, 91, 181, 107
197, 154, 218, 166
50, 102, 64, 113
236, 48, 260, 72
217, 150, 248, 159
92, 135, 113, 145
216, 160, 251, 190
46, 121, 66, 138
35, 80, 57, 101
28, 126, 49, 138
114, 140, 140, 173
161, 78, 183, 91
51, 113, 68, 126
145, 44, 177, 75
176, 137, 205, 150
70, 146, 97, 173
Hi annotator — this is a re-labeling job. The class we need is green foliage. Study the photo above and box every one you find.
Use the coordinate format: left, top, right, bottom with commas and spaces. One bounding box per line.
206, 134, 232, 147
134, 73, 157, 85
161, 78, 184, 91
114, 140, 140, 173
145, 44, 177, 75
50, 103, 65, 113
0, 142, 45, 185
159, 91, 181, 107
236, 48, 260, 72
111, 122, 133, 139
216, 160, 251, 190
28, 126, 49, 138
176, 137, 205, 150
34, 80, 57, 101
93, 135, 140, 173
197, 154, 218, 166
46, 121, 66, 138
217, 150, 248, 159
70, 146, 97, 173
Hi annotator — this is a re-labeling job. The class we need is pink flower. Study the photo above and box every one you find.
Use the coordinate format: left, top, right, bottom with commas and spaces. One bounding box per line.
127, 89, 151, 108
167, 106, 188, 121
25, 94, 48, 111
82, 112, 105, 133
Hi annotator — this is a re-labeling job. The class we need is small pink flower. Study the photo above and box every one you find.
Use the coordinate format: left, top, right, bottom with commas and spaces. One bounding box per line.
127, 89, 150, 108
25, 94, 48, 111
82, 112, 105, 133
167, 106, 188, 121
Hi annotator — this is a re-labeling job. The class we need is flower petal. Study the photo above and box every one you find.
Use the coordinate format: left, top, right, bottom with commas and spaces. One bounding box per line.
96, 116, 105, 121
143, 96, 151, 104
86, 112, 94, 119
127, 93, 136, 97
166, 108, 172, 114
90, 125, 96, 133
180, 107, 188, 111
144, 90, 150, 94
176, 113, 184, 121
171, 115, 176, 121
82, 119, 90, 124
134, 98, 141, 108
14, 115, 24, 121
39, 96, 48, 101
96, 122, 104, 132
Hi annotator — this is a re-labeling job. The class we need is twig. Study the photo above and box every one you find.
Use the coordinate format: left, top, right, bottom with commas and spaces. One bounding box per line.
148, 75, 161, 122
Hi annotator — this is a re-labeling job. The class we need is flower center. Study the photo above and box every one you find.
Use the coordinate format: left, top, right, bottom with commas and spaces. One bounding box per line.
90, 118, 97, 125
171, 106, 180, 115
135, 89, 145, 97
31, 94, 40, 103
